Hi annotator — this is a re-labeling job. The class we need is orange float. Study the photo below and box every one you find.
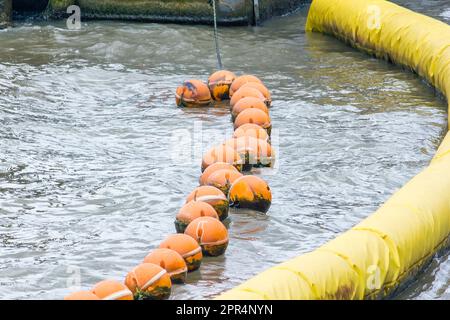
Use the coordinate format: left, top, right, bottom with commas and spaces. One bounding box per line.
64, 290, 100, 300
159, 234, 203, 271
143, 248, 188, 284
234, 108, 272, 135
230, 87, 266, 109
208, 70, 236, 101
125, 263, 172, 300
175, 79, 212, 108
175, 200, 219, 233
229, 175, 272, 213
240, 82, 272, 107
233, 123, 269, 142
186, 185, 230, 221
201, 144, 243, 172
92, 280, 134, 300
184, 217, 229, 257
224, 136, 274, 169
205, 169, 243, 195
229, 75, 263, 97
231, 96, 269, 121
199, 162, 241, 185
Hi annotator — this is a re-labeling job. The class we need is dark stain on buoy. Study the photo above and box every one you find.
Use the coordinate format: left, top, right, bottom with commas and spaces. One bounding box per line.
159, 234, 203, 272
228, 175, 272, 213
208, 70, 236, 101
184, 216, 229, 257
186, 185, 230, 221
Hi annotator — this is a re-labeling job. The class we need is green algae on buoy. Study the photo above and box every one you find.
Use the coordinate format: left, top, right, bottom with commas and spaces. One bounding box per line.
125, 263, 172, 300
224, 136, 275, 169
228, 175, 272, 213
186, 185, 230, 221
159, 234, 203, 272
184, 216, 229, 257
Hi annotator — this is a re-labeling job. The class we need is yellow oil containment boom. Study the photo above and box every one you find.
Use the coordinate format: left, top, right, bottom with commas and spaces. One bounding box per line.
218, 0, 450, 300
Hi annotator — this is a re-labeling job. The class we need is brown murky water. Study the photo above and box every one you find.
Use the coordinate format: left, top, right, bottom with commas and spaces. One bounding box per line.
0, 2, 449, 300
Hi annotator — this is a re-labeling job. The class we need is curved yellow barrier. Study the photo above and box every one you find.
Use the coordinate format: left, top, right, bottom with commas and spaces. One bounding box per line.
218, 0, 450, 300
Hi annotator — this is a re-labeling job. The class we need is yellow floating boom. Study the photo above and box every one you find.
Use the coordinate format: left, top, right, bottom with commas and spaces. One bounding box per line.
218, 0, 450, 300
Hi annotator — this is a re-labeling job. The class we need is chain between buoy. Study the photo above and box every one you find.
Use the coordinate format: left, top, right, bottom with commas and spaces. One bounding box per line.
212, 0, 223, 70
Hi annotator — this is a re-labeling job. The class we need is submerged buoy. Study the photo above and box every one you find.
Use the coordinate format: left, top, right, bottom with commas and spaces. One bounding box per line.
159, 234, 203, 272
92, 280, 134, 300
230, 87, 266, 109
205, 169, 243, 195
143, 248, 188, 284
186, 185, 230, 221
225, 136, 274, 169
234, 108, 272, 135
229, 75, 263, 97
184, 217, 229, 257
64, 290, 100, 300
233, 123, 270, 142
175, 200, 219, 233
175, 79, 212, 108
125, 263, 172, 300
201, 144, 243, 172
229, 175, 272, 213
208, 70, 236, 101
240, 82, 272, 107
231, 96, 269, 121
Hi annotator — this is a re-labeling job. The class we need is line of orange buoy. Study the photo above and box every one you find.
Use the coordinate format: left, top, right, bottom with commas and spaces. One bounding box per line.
65, 70, 274, 301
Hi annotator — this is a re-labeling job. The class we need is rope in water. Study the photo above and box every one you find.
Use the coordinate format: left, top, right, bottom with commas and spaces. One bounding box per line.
212, 0, 223, 70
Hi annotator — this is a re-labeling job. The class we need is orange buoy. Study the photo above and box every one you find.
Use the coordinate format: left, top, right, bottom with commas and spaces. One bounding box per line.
184, 217, 229, 256
205, 169, 243, 195
199, 162, 241, 185
224, 136, 274, 169
208, 70, 236, 101
125, 263, 172, 300
230, 87, 265, 109
92, 280, 134, 300
143, 248, 188, 284
229, 175, 272, 213
233, 123, 270, 142
175, 200, 219, 233
201, 144, 243, 172
64, 290, 100, 300
240, 82, 272, 107
186, 185, 230, 221
234, 108, 272, 135
231, 96, 269, 121
159, 234, 203, 271
175, 79, 212, 108
229, 75, 263, 97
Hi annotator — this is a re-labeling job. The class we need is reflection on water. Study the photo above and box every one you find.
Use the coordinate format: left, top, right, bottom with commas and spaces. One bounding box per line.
0, 4, 448, 300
